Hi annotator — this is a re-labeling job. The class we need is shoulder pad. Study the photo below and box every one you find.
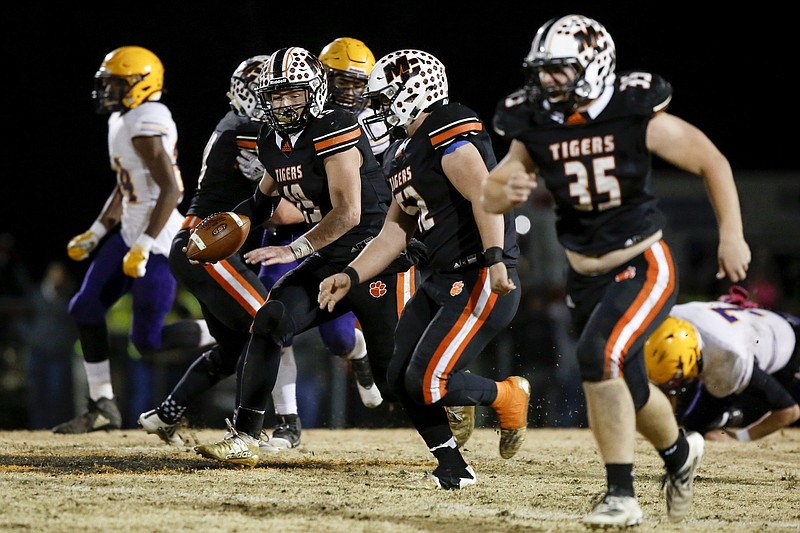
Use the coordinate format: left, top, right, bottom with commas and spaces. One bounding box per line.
425, 102, 486, 150
615, 71, 673, 114
309, 107, 361, 156
493, 89, 536, 140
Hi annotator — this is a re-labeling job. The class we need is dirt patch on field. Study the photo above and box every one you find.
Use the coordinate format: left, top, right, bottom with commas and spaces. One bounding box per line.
1, 427, 798, 532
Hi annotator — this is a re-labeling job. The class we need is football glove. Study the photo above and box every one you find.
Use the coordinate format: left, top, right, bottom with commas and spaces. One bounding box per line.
236, 148, 265, 181
122, 234, 155, 278
67, 221, 107, 261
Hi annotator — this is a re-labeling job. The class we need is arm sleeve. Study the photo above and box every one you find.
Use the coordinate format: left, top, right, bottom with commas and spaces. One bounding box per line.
745, 363, 797, 410
233, 187, 281, 227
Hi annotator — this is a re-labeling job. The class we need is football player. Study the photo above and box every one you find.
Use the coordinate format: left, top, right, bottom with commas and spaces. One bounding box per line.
481, 14, 750, 527
646, 287, 800, 442
318, 49, 529, 489
57, 46, 212, 434
256, 38, 390, 449
137, 56, 281, 447
193, 47, 416, 467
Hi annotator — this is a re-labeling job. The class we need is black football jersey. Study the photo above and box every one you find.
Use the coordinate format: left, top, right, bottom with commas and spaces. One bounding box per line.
493, 71, 672, 255
383, 101, 519, 271
256, 106, 390, 261
186, 110, 262, 218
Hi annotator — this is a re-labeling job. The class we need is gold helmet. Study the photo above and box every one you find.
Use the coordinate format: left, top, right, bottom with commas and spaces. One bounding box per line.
644, 316, 703, 394
319, 37, 375, 112
92, 46, 164, 113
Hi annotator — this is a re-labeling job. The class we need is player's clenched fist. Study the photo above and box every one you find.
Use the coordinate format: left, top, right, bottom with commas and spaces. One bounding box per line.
122, 234, 154, 278
67, 221, 107, 261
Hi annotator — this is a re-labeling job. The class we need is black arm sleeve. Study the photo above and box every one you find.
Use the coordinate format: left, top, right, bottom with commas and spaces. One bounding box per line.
745, 363, 797, 410
233, 188, 281, 227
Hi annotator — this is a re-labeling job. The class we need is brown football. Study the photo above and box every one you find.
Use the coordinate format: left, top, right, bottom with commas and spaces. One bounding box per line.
186, 212, 251, 263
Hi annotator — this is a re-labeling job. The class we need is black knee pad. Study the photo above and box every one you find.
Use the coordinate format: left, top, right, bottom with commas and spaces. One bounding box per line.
252, 300, 295, 345
623, 357, 651, 411
199, 345, 237, 378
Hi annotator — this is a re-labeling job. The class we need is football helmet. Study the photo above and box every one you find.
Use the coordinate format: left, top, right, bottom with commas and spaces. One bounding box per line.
319, 37, 376, 113
92, 46, 164, 114
644, 317, 703, 395
256, 47, 327, 133
228, 55, 270, 121
522, 14, 616, 113
362, 49, 448, 141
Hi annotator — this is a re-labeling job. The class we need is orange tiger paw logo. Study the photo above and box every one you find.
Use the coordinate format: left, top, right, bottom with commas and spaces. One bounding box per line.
450, 281, 464, 296
369, 280, 387, 298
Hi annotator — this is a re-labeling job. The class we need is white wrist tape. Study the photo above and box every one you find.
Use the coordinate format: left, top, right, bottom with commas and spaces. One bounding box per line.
89, 220, 108, 239
289, 235, 314, 260
135, 233, 156, 253
735, 428, 751, 442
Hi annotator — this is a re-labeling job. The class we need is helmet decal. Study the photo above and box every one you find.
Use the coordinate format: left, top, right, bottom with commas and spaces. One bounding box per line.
362, 49, 448, 141
523, 14, 616, 113
228, 55, 270, 121
257, 47, 327, 133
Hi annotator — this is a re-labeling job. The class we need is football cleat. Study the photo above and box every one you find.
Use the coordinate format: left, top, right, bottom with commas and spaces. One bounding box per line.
194, 419, 260, 467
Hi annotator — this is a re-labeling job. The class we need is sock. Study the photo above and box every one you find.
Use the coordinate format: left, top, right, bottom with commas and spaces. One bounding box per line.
157, 396, 187, 424
606, 463, 635, 497
271, 345, 298, 415
344, 328, 367, 361
490, 379, 509, 408
236, 406, 266, 439
659, 431, 690, 474
84, 360, 113, 401
429, 437, 468, 470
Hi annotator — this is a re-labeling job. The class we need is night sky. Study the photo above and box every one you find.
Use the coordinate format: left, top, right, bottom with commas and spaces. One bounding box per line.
7, 3, 792, 281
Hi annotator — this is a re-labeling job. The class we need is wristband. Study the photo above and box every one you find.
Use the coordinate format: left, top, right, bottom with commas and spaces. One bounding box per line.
89, 220, 108, 239
484, 246, 504, 266
289, 235, 314, 260
134, 233, 156, 253
342, 266, 360, 287
735, 428, 751, 442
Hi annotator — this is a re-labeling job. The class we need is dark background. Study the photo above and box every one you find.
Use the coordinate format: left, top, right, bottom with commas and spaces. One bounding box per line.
5, 3, 793, 281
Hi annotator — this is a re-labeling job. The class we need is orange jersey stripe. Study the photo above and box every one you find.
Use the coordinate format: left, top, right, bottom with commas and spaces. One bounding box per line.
236, 139, 257, 150
314, 126, 361, 152
429, 121, 483, 147
423, 269, 496, 403
603, 241, 675, 379
395, 267, 416, 316
203, 260, 265, 316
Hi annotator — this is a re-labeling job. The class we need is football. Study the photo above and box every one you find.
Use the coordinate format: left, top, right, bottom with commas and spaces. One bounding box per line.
185, 212, 250, 263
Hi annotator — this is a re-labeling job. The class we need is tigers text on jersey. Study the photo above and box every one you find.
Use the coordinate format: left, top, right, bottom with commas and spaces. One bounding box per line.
670, 301, 797, 397
256, 106, 390, 262
187, 111, 262, 219
382, 101, 519, 271
493, 71, 672, 255
106, 101, 184, 256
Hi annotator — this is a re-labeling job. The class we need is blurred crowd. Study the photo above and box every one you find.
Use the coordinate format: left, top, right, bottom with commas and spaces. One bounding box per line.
1, 206, 796, 431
